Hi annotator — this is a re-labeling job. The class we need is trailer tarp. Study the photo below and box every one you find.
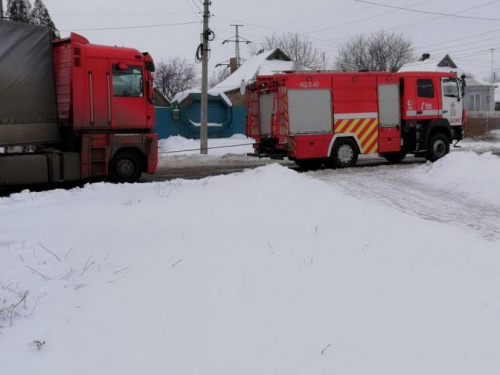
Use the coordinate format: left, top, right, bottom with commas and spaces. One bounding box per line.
0, 20, 59, 146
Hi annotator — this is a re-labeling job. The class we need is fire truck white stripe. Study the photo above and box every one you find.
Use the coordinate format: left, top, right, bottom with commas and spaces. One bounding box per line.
406, 110, 443, 116
334, 112, 378, 120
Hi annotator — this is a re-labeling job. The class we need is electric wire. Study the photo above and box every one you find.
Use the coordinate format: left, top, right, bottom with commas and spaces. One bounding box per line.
158, 143, 255, 155
354, 0, 500, 21
61, 21, 200, 32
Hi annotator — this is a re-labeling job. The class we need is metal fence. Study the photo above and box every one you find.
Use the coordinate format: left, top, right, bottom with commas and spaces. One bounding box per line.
464, 111, 500, 137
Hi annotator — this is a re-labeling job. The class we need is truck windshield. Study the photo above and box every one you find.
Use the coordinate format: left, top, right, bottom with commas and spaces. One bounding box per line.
112, 65, 143, 98
443, 78, 459, 98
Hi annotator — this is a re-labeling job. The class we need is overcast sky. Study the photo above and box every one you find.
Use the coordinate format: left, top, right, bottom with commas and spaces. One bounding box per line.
36, 0, 500, 81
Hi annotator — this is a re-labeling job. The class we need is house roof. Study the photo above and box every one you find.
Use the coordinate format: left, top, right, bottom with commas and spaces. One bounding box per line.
211, 48, 294, 93
171, 48, 295, 105
399, 54, 494, 88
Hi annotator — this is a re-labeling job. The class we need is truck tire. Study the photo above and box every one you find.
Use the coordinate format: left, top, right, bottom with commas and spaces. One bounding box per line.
330, 138, 358, 168
294, 158, 323, 170
426, 133, 449, 162
109, 150, 143, 183
382, 151, 407, 164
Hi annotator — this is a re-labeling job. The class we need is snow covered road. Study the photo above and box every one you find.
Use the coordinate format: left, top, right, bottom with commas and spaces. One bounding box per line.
310, 155, 500, 241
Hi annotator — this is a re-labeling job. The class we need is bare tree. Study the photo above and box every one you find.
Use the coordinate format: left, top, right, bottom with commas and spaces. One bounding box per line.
153, 57, 199, 101
335, 30, 414, 72
251, 32, 327, 70
209, 67, 231, 88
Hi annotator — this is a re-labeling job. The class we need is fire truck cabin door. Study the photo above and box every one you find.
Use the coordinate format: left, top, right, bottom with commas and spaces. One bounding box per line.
441, 78, 463, 126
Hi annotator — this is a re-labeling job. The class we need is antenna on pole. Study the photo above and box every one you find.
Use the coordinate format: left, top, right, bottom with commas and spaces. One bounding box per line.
222, 24, 251, 69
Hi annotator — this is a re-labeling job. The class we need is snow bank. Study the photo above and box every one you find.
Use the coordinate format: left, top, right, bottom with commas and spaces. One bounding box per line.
158, 134, 254, 156
1, 164, 500, 374
457, 133, 500, 154
410, 151, 500, 203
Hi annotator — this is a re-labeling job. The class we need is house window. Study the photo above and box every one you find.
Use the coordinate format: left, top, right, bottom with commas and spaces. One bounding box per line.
469, 94, 481, 111
417, 79, 434, 98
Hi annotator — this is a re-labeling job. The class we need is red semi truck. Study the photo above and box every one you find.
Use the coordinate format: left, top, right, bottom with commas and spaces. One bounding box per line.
246, 70, 466, 169
0, 20, 158, 186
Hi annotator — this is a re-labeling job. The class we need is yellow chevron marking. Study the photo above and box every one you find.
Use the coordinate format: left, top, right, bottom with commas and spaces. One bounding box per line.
345, 119, 360, 133
359, 121, 377, 144
363, 131, 379, 153
336, 119, 350, 133
366, 141, 378, 154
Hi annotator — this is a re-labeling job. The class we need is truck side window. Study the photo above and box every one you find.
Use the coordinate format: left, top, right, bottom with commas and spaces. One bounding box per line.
417, 79, 434, 98
443, 78, 459, 98
112, 65, 143, 98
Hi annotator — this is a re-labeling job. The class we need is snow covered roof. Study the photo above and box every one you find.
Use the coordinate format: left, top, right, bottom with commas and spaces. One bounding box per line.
211, 48, 294, 93
171, 88, 233, 107
399, 54, 494, 88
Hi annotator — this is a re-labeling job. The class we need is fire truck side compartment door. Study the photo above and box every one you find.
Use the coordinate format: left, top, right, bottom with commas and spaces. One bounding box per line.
378, 84, 401, 153
287, 89, 332, 134
259, 93, 274, 136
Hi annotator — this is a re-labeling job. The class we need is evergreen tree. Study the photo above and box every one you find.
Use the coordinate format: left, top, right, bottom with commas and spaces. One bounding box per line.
30, 0, 59, 38
6, 0, 31, 23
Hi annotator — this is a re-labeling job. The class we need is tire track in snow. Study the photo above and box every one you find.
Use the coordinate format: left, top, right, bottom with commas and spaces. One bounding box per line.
311, 164, 500, 241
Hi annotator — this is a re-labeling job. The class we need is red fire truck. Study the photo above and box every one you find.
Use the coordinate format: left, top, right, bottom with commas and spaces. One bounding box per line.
246, 70, 466, 169
0, 20, 157, 186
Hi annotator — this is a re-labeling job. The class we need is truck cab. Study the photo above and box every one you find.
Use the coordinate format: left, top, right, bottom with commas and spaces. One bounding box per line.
0, 20, 158, 187
398, 72, 465, 160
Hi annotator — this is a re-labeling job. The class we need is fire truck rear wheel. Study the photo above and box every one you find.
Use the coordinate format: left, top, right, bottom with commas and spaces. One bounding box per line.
109, 150, 143, 183
426, 133, 450, 162
330, 138, 358, 168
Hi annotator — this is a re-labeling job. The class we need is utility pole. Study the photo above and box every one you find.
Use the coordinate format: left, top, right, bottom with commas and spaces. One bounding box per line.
0, 0, 4, 20
200, 0, 211, 155
490, 48, 496, 84
223, 24, 251, 69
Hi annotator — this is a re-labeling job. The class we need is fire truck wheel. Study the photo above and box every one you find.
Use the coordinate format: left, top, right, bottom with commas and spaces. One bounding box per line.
426, 133, 450, 162
330, 138, 358, 168
294, 159, 323, 170
109, 150, 143, 183
382, 151, 407, 164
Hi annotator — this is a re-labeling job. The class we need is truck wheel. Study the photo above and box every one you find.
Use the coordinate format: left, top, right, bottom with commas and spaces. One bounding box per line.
382, 151, 407, 164
109, 151, 143, 183
426, 133, 449, 162
330, 138, 358, 168
294, 159, 323, 171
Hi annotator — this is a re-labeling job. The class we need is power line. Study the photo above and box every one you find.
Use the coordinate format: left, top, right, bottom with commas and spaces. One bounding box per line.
61, 21, 200, 32
354, 0, 500, 21
304, 0, 430, 35
416, 27, 500, 51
